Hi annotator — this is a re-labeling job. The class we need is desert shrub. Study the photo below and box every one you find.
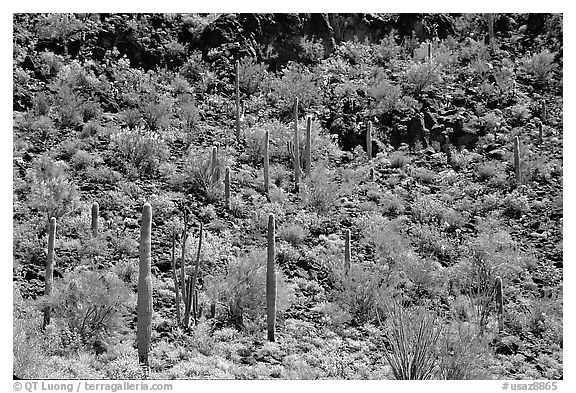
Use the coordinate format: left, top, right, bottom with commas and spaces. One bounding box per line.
178, 100, 200, 146
32, 91, 51, 116
357, 214, 411, 266
501, 191, 530, 218
15, 114, 57, 139
26, 154, 80, 220
521, 49, 557, 87
118, 108, 142, 130
366, 71, 402, 116
300, 166, 345, 214
239, 56, 269, 96
403, 61, 442, 95
269, 62, 323, 119
278, 223, 308, 246
85, 166, 122, 186
411, 224, 460, 264
389, 151, 411, 168
203, 249, 294, 328
374, 33, 401, 64
411, 167, 437, 184
299, 36, 325, 64
475, 161, 498, 181
71, 150, 104, 170
508, 104, 531, 126
181, 147, 232, 202
139, 92, 173, 131
110, 128, 170, 177
335, 39, 374, 65
36, 50, 63, 78
44, 268, 135, 349
380, 192, 405, 216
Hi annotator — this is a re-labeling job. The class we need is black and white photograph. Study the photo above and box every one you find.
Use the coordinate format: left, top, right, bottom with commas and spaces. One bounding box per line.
11, 9, 565, 383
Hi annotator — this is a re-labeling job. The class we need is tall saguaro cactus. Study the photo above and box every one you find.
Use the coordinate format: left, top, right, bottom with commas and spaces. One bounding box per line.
291, 97, 302, 191
514, 136, 521, 185
305, 116, 312, 177
486, 13, 495, 46
344, 229, 351, 272
366, 121, 373, 161
444, 128, 453, 166
267, 214, 277, 342
43, 217, 57, 329
91, 202, 99, 236
495, 276, 504, 333
137, 203, 153, 366
536, 118, 544, 144
210, 146, 219, 184
184, 223, 203, 327
180, 210, 188, 303
235, 60, 241, 140
263, 130, 270, 196
170, 229, 181, 326
224, 166, 231, 210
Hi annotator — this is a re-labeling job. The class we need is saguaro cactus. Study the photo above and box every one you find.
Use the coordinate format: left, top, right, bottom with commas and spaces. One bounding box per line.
267, 214, 276, 342
444, 128, 453, 166
291, 97, 302, 191
43, 217, 57, 329
514, 136, 521, 185
170, 229, 181, 326
235, 60, 241, 140
210, 146, 219, 184
369, 167, 375, 182
305, 116, 312, 177
366, 121, 373, 161
427, 41, 432, 61
91, 202, 99, 236
180, 211, 188, 303
495, 276, 504, 333
263, 130, 270, 196
224, 166, 231, 210
137, 203, 153, 366
344, 229, 351, 272
184, 222, 203, 327
486, 13, 495, 46
536, 118, 544, 144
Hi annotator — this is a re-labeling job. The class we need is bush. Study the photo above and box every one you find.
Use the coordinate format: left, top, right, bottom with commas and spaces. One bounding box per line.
403, 61, 442, 95
44, 268, 135, 349
278, 223, 308, 246
204, 249, 294, 328
26, 155, 80, 220
389, 151, 411, 168
300, 166, 345, 214
239, 56, 269, 96
522, 50, 557, 87
110, 128, 170, 177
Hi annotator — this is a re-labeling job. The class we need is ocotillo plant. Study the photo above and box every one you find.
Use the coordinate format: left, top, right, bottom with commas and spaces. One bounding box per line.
170, 229, 181, 326
43, 217, 57, 329
235, 60, 241, 140
91, 202, 99, 236
366, 121, 373, 161
495, 276, 504, 333
267, 213, 276, 342
344, 229, 351, 272
291, 97, 302, 191
224, 166, 231, 210
263, 130, 270, 196
184, 222, 203, 327
514, 136, 521, 185
137, 203, 153, 367
305, 116, 312, 177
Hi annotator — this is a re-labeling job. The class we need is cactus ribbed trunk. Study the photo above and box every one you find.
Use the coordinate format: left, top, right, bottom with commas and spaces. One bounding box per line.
211, 146, 219, 184
235, 60, 241, 140
538, 120, 543, 144
91, 202, 99, 236
137, 203, 153, 366
445, 130, 452, 166
427, 41, 432, 61
43, 217, 57, 329
344, 229, 351, 272
495, 276, 504, 333
184, 222, 203, 327
486, 13, 495, 46
224, 166, 231, 210
267, 214, 276, 342
514, 136, 521, 185
366, 121, 372, 161
180, 211, 188, 306
305, 116, 312, 177
369, 167, 375, 182
170, 229, 181, 326
292, 97, 301, 191
263, 130, 270, 196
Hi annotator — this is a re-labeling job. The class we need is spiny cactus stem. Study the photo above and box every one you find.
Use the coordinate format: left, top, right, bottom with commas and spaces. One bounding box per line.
495, 276, 504, 334
91, 202, 99, 236
344, 229, 351, 272
137, 203, 153, 367
267, 214, 277, 342
235, 60, 241, 140
211, 146, 219, 184
445, 129, 452, 166
293, 97, 301, 191
185, 222, 203, 327
369, 167, 375, 182
180, 210, 188, 304
43, 217, 57, 329
224, 166, 231, 210
537, 120, 544, 144
366, 121, 372, 161
305, 116, 312, 177
263, 130, 270, 196
514, 136, 521, 185
170, 229, 181, 326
